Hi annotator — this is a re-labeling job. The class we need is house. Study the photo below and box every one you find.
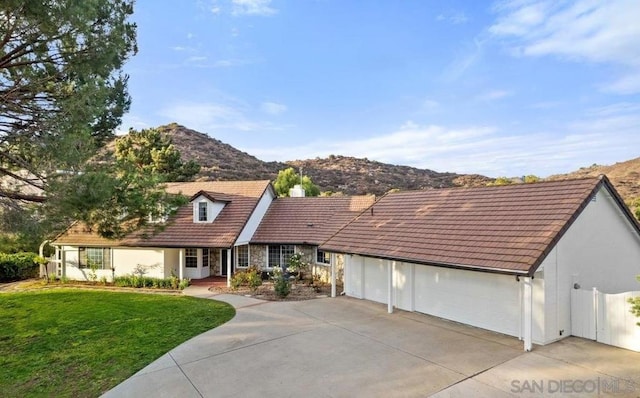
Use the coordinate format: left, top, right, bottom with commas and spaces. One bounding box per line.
320, 176, 640, 351
51, 180, 373, 285
249, 195, 375, 281
52, 180, 276, 282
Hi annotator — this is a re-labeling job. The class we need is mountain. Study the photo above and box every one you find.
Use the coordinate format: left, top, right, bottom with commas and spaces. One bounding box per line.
548, 158, 640, 205
157, 123, 491, 195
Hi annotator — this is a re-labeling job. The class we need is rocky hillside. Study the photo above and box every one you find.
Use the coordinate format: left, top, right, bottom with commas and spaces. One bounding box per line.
157, 123, 491, 196
548, 158, 640, 205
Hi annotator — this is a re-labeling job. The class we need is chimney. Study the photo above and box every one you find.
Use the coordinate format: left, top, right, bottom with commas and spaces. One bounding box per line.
289, 184, 306, 197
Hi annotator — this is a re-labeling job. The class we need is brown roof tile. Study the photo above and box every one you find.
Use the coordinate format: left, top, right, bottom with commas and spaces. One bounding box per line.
251, 195, 375, 245
321, 177, 632, 275
53, 180, 272, 248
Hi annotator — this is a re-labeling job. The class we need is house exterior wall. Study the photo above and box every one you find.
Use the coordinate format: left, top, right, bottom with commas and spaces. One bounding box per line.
112, 248, 165, 278
60, 245, 166, 281
249, 244, 267, 268
312, 253, 344, 284
236, 189, 276, 245
164, 248, 179, 277
546, 185, 640, 340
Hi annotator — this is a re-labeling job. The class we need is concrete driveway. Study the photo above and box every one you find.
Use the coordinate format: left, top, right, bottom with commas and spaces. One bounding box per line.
104, 288, 640, 397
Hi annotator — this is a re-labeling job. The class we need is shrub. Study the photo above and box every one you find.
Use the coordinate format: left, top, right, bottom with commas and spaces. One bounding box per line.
230, 267, 262, 291
272, 267, 290, 298
230, 271, 248, 290
0, 252, 39, 281
113, 275, 187, 290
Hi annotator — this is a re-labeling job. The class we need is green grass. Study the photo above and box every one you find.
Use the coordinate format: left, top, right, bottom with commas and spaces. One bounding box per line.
0, 289, 235, 397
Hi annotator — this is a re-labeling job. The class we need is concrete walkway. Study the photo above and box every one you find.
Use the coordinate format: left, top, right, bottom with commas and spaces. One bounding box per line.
104, 286, 640, 397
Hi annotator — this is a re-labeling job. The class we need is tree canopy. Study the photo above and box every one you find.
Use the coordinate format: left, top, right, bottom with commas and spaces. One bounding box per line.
273, 167, 320, 197
0, 1, 169, 246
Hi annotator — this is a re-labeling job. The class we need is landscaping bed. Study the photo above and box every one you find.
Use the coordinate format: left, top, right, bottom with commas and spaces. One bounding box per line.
210, 279, 339, 301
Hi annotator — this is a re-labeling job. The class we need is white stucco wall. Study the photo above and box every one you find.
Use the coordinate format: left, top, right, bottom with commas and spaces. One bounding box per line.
543, 185, 640, 341
164, 248, 180, 277
112, 248, 165, 278
236, 188, 275, 245
60, 246, 167, 281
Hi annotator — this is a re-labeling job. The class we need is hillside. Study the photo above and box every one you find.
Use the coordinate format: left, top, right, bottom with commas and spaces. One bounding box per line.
157, 123, 491, 195
548, 158, 640, 204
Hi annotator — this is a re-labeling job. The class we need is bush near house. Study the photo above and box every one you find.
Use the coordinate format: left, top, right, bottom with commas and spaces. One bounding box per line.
230, 267, 262, 290
113, 274, 190, 290
0, 252, 39, 281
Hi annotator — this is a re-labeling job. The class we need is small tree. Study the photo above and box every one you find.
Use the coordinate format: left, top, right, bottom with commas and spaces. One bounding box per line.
273, 167, 320, 197
487, 177, 513, 186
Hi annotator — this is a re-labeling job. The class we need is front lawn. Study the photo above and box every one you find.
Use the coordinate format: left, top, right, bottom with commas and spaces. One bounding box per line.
0, 289, 235, 397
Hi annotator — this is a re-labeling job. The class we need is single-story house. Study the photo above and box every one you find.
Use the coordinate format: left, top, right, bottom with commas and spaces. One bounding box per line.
249, 194, 375, 282
320, 176, 640, 351
52, 180, 276, 281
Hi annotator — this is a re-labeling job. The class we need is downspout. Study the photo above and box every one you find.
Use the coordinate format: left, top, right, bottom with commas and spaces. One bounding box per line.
523, 276, 533, 351
387, 260, 393, 314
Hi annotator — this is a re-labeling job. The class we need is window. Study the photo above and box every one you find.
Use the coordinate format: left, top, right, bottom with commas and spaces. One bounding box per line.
316, 249, 331, 265
185, 248, 198, 268
198, 202, 207, 222
202, 248, 210, 267
268, 245, 294, 268
79, 247, 111, 269
237, 245, 249, 268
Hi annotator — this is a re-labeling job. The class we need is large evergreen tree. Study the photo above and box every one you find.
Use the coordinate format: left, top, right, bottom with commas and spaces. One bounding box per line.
0, 1, 183, 246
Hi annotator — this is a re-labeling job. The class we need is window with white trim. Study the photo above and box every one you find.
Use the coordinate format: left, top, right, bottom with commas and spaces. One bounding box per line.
185, 248, 198, 268
79, 247, 111, 269
316, 249, 331, 265
198, 202, 207, 222
202, 248, 210, 267
268, 245, 295, 268
237, 245, 249, 268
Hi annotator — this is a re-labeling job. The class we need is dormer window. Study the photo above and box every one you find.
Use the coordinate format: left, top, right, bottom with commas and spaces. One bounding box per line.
198, 202, 207, 221
191, 191, 230, 223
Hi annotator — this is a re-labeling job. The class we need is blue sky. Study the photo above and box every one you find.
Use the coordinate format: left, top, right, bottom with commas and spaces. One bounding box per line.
120, 0, 640, 178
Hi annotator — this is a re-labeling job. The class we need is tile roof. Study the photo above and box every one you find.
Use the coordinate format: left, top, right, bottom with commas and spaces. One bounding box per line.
53, 180, 272, 248
321, 176, 634, 275
251, 195, 375, 245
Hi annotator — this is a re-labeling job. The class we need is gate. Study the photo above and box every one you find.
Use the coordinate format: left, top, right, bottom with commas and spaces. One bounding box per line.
571, 287, 640, 352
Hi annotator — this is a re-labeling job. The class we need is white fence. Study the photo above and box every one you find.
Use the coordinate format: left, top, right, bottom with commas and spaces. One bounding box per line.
571, 288, 640, 352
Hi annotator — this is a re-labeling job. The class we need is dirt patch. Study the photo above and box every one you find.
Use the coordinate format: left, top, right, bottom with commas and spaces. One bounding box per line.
209, 280, 340, 301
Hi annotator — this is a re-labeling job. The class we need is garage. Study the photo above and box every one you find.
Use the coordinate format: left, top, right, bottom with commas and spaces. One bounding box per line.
326, 177, 640, 351
346, 256, 521, 337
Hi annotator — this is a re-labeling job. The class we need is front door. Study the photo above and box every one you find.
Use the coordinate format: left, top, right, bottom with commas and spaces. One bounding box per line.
220, 249, 234, 276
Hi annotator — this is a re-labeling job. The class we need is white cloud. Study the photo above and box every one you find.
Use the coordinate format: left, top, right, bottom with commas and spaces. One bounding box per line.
116, 115, 151, 135
158, 101, 285, 133
247, 101, 640, 177
489, 0, 640, 94
232, 0, 277, 16
436, 11, 469, 24
260, 101, 287, 115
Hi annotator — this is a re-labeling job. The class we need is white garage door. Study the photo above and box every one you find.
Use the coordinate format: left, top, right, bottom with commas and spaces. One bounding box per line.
414, 264, 521, 337
363, 257, 387, 304
345, 255, 363, 298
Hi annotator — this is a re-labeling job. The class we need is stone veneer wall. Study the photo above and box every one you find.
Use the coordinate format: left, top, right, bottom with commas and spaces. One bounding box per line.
211, 249, 220, 275
312, 253, 344, 286
249, 244, 267, 269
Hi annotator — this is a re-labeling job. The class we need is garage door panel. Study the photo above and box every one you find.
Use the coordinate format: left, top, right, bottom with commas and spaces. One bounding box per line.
363, 257, 387, 304
415, 265, 520, 337
346, 256, 363, 298
395, 262, 412, 311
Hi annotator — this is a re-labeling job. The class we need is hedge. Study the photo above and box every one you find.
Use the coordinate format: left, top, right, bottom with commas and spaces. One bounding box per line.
0, 252, 39, 281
